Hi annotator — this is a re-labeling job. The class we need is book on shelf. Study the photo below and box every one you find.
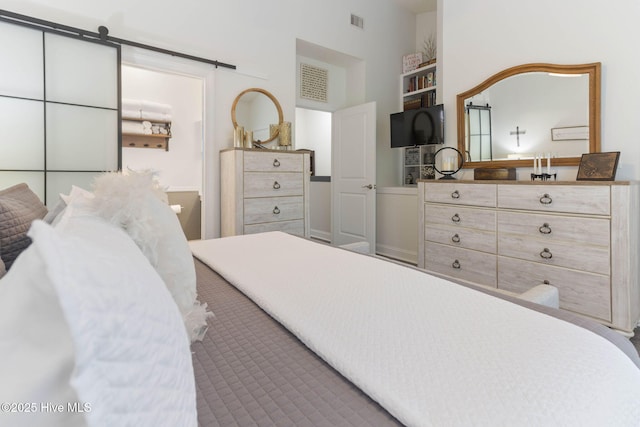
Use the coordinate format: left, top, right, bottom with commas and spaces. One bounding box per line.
403, 98, 422, 111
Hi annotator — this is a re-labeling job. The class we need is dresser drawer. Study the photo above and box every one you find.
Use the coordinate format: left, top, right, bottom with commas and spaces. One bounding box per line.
424, 242, 496, 287
244, 219, 305, 237
498, 256, 611, 322
243, 172, 303, 198
497, 185, 610, 215
497, 232, 610, 275
498, 211, 610, 247
244, 151, 303, 172
425, 223, 496, 253
424, 183, 496, 207
244, 196, 303, 224
425, 204, 496, 232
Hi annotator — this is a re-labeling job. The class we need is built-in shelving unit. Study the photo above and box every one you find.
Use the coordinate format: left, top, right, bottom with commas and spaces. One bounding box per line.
401, 62, 437, 111
399, 62, 440, 186
403, 145, 440, 185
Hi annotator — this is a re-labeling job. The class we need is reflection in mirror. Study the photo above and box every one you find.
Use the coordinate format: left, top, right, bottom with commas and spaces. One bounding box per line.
231, 88, 283, 145
457, 63, 600, 169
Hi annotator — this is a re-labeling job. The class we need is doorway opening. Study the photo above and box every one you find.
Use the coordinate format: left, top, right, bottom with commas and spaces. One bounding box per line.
121, 64, 204, 240
295, 107, 332, 242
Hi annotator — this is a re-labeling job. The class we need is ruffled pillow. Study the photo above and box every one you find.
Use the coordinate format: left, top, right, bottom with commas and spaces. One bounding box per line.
89, 171, 212, 342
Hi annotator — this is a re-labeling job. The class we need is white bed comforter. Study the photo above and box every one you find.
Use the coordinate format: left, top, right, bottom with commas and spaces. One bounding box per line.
190, 232, 640, 427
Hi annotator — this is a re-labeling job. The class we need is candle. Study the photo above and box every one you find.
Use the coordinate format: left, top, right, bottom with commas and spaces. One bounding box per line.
546, 153, 551, 174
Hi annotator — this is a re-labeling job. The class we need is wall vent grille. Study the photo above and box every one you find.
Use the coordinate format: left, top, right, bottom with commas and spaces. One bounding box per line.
300, 63, 328, 103
350, 14, 364, 29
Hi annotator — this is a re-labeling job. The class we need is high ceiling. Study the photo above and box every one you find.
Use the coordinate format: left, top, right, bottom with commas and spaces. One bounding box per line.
395, 0, 437, 14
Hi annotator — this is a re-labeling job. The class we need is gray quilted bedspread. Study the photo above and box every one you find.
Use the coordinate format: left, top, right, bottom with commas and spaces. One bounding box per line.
191, 258, 403, 427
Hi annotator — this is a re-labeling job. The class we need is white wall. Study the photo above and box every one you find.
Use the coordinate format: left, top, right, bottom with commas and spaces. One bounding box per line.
376, 187, 418, 264
295, 108, 332, 176
440, 0, 640, 180
5, 0, 417, 237
121, 65, 203, 192
309, 181, 331, 241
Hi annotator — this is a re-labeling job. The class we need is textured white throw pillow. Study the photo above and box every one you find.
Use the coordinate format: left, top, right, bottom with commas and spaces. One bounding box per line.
0, 227, 88, 427
90, 171, 211, 342
40, 211, 197, 426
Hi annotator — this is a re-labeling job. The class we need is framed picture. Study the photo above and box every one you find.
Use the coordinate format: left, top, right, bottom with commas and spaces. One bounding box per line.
402, 53, 423, 73
404, 147, 420, 165
551, 126, 589, 141
576, 152, 620, 181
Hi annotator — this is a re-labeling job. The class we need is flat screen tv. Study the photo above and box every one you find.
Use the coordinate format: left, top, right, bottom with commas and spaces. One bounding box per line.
390, 104, 444, 148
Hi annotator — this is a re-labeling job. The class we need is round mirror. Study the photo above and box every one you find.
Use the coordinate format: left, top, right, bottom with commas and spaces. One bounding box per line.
231, 88, 284, 145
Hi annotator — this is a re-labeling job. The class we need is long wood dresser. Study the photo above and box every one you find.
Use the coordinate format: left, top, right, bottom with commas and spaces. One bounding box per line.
221, 148, 310, 238
418, 180, 640, 334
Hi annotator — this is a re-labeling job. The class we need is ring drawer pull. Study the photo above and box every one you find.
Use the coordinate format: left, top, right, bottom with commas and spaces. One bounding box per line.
451, 213, 461, 223
273, 159, 281, 167
538, 223, 552, 234
451, 190, 460, 199
539, 193, 552, 205
273, 181, 281, 189
452, 259, 461, 269
451, 234, 461, 243
540, 248, 553, 259
273, 206, 280, 215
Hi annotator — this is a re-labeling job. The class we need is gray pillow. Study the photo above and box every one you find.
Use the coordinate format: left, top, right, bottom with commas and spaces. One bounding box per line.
0, 183, 48, 269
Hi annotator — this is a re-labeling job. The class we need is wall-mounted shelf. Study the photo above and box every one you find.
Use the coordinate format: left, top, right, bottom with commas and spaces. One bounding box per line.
122, 119, 172, 151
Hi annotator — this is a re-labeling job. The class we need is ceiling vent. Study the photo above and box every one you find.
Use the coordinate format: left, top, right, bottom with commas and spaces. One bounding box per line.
350, 14, 364, 29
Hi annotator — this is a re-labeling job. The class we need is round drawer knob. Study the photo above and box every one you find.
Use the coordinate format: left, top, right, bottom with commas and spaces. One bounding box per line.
273, 206, 280, 215
273, 159, 281, 167
538, 223, 552, 234
273, 181, 281, 189
451, 190, 460, 199
451, 213, 461, 223
539, 193, 553, 205
452, 259, 461, 269
540, 248, 553, 259
451, 234, 461, 243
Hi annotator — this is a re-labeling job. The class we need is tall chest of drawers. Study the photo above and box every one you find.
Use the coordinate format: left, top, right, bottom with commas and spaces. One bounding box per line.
221, 148, 310, 238
418, 180, 640, 334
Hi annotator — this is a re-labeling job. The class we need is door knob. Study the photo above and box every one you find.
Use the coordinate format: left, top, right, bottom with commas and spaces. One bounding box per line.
362, 184, 375, 190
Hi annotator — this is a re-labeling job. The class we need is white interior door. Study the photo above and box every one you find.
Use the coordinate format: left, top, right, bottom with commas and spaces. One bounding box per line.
331, 102, 376, 252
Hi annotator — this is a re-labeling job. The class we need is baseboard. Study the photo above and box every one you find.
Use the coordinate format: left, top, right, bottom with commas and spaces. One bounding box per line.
375, 243, 417, 265
310, 229, 331, 243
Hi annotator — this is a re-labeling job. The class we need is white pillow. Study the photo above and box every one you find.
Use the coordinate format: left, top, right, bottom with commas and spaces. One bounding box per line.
1, 213, 197, 427
90, 171, 211, 342
0, 227, 87, 427
43, 185, 94, 227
